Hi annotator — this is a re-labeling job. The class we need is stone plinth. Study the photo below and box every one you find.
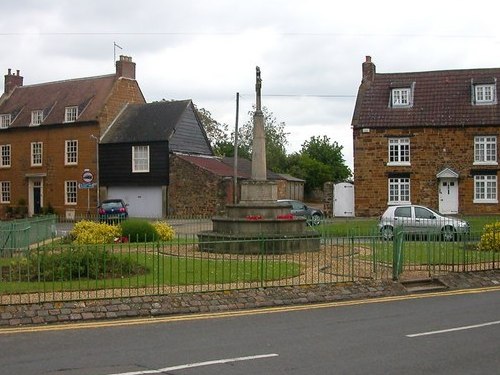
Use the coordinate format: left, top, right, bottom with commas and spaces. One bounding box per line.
240, 180, 277, 203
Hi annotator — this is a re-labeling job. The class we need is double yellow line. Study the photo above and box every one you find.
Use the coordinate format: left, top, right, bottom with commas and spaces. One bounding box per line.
1, 285, 499, 335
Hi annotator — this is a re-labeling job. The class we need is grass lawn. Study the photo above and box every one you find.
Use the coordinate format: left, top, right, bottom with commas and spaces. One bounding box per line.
0, 248, 301, 293
364, 239, 499, 265
318, 215, 499, 237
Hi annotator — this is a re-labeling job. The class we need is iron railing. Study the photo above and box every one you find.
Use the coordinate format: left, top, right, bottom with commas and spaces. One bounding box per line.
1, 225, 499, 305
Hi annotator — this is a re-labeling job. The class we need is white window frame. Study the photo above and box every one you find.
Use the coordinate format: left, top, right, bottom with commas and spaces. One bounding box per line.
0, 114, 11, 129
474, 136, 497, 165
31, 110, 43, 126
0, 144, 11, 168
388, 177, 411, 204
31, 142, 43, 167
65, 180, 77, 205
474, 175, 498, 203
132, 145, 150, 173
388, 138, 411, 166
65, 140, 78, 165
391, 88, 411, 107
0, 181, 10, 203
474, 84, 496, 104
64, 106, 78, 123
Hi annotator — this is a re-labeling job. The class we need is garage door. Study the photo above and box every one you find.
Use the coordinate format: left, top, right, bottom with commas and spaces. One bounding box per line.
107, 186, 163, 218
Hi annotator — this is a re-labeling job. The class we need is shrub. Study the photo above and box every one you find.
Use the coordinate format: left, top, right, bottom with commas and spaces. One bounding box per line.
11, 246, 148, 282
478, 222, 500, 252
120, 219, 158, 242
152, 221, 175, 241
71, 220, 121, 244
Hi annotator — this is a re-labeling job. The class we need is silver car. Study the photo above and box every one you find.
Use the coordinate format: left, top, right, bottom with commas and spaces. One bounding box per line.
378, 204, 470, 241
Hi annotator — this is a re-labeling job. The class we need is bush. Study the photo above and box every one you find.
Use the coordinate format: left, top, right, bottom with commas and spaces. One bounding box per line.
478, 222, 500, 252
71, 220, 121, 244
120, 219, 158, 242
152, 221, 175, 241
11, 246, 148, 282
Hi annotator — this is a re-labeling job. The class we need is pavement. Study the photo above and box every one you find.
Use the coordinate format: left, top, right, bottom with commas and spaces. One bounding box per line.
1, 269, 499, 328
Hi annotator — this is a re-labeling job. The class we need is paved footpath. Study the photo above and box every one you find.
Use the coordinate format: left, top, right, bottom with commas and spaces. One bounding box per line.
1, 270, 499, 327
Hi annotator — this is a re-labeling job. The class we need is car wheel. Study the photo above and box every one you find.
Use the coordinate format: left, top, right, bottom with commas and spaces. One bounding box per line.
381, 225, 394, 240
441, 226, 456, 241
310, 214, 322, 226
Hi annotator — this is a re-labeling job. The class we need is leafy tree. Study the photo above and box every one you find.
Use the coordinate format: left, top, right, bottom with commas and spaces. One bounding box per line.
286, 153, 332, 194
238, 106, 289, 172
301, 135, 352, 182
194, 105, 230, 154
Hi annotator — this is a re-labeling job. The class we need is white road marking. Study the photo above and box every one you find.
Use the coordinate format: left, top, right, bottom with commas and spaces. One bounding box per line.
105, 353, 279, 375
407, 320, 500, 338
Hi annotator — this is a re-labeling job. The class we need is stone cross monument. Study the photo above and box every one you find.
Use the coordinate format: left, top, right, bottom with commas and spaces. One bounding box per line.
252, 67, 266, 181
240, 66, 277, 203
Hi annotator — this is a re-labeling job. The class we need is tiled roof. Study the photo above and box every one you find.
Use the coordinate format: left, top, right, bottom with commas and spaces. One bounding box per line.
102, 100, 190, 143
177, 154, 284, 180
0, 74, 117, 127
101, 100, 213, 155
352, 67, 500, 129
177, 155, 239, 177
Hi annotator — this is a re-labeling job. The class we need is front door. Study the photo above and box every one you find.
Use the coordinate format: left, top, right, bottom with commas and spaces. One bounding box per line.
438, 178, 458, 214
29, 179, 43, 216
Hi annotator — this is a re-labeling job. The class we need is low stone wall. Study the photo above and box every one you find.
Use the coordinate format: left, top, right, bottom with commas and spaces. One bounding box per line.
1, 270, 500, 328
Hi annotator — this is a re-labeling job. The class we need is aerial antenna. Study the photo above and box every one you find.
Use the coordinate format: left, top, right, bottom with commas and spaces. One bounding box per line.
113, 42, 123, 64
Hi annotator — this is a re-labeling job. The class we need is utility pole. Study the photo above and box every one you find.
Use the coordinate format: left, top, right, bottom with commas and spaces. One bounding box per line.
233, 92, 239, 204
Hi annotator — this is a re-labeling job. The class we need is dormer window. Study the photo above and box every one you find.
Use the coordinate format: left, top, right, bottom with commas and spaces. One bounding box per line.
391, 87, 412, 107
64, 106, 78, 123
31, 110, 43, 126
0, 114, 11, 129
474, 84, 496, 104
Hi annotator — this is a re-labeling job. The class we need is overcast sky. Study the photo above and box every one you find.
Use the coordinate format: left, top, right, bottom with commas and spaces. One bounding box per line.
2, 0, 500, 170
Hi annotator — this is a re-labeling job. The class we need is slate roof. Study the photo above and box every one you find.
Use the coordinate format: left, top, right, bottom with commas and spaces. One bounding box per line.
101, 100, 213, 155
352, 66, 500, 129
0, 74, 117, 127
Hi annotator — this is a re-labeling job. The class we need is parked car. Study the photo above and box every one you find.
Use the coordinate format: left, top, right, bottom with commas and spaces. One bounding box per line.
378, 204, 470, 241
277, 199, 324, 226
98, 199, 128, 222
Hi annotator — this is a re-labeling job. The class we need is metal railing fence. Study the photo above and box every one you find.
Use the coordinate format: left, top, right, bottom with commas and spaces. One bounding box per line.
1, 226, 498, 305
0, 215, 56, 255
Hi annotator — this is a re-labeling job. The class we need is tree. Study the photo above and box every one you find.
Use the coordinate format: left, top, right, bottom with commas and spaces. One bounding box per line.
194, 106, 230, 155
238, 106, 289, 172
301, 135, 351, 182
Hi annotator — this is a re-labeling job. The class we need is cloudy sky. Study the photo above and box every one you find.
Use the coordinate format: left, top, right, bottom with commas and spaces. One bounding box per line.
2, 0, 500, 170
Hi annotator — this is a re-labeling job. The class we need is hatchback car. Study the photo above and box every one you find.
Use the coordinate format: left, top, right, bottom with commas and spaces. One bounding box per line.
98, 199, 129, 222
277, 199, 324, 226
378, 204, 470, 241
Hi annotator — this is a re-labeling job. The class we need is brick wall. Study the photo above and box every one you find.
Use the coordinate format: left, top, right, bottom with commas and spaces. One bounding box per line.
354, 126, 500, 217
168, 155, 231, 216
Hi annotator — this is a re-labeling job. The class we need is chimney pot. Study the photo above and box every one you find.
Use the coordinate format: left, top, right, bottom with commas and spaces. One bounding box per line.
115, 55, 136, 80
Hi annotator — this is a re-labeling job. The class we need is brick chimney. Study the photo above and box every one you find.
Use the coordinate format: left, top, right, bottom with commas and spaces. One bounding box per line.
362, 56, 376, 83
115, 55, 136, 80
4, 69, 24, 94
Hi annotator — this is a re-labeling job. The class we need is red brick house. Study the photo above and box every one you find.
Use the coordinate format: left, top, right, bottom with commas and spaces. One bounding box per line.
352, 56, 499, 217
0, 56, 145, 219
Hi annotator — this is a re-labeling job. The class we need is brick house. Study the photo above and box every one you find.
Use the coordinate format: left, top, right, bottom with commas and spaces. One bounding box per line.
352, 56, 499, 217
0, 56, 145, 219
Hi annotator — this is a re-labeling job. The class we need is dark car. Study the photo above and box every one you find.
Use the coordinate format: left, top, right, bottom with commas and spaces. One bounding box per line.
98, 199, 128, 222
277, 199, 324, 226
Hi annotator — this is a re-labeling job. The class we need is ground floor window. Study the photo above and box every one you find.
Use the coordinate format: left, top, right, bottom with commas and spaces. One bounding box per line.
474, 175, 498, 203
0, 181, 10, 203
65, 180, 77, 205
388, 178, 410, 204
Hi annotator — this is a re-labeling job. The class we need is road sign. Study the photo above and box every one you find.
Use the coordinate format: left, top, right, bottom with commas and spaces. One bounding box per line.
82, 170, 94, 183
78, 182, 96, 189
